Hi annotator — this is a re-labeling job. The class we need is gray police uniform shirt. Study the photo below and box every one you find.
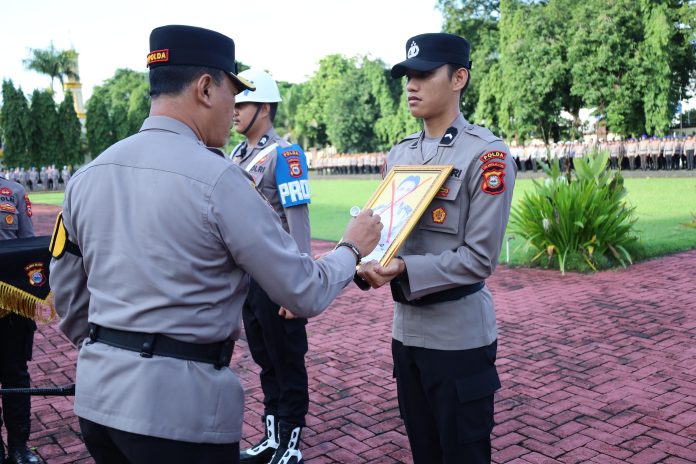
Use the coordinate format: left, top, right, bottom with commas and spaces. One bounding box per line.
0, 178, 34, 240
386, 114, 516, 351
49, 116, 358, 444
231, 129, 311, 254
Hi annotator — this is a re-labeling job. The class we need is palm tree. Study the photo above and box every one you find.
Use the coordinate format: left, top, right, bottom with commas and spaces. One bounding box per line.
23, 43, 80, 94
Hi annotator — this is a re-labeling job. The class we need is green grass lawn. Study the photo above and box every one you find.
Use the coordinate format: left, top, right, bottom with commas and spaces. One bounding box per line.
27, 192, 65, 206
30, 177, 696, 265
307, 177, 696, 265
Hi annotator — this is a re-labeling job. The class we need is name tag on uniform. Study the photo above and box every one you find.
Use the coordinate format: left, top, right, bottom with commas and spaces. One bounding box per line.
276, 145, 311, 208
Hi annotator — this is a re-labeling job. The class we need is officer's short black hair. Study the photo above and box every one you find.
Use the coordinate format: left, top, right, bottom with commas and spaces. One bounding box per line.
149, 65, 226, 98
446, 64, 469, 100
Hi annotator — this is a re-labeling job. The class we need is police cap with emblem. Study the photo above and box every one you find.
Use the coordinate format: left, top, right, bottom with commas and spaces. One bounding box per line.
147, 25, 255, 93
391, 33, 471, 78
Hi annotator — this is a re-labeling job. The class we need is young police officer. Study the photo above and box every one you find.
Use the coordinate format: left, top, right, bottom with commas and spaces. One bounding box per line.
230, 69, 311, 464
0, 177, 40, 464
49, 25, 381, 464
357, 33, 517, 464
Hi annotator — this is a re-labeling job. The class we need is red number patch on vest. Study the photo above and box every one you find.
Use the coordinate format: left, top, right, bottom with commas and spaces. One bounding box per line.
24, 195, 32, 217
479, 151, 506, 163
432, 207, 447, 224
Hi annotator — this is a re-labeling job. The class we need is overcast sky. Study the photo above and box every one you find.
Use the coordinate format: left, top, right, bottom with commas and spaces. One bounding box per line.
1, 0, 442, 102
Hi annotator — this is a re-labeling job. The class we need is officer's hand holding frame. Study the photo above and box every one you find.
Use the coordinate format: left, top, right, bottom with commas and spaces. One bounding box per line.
340, 208, 383, 259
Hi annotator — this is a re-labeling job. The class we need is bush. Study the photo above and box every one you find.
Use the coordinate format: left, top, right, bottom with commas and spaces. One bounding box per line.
509, 150, 639, 274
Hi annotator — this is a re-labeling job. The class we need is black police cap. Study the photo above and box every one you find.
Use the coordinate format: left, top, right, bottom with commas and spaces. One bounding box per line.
391, 33, 471, 79
147, 25, 255, 93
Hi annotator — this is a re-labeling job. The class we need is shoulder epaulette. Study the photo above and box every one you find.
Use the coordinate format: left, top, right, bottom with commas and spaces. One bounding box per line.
396, 132, 421, 145
464, 124, 501, 144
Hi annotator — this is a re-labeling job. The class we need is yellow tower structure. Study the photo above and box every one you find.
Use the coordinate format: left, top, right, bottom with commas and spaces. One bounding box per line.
64, 52, 86, 123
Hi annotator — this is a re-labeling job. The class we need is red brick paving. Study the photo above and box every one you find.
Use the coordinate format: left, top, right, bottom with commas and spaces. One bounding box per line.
10, 205, 695, 463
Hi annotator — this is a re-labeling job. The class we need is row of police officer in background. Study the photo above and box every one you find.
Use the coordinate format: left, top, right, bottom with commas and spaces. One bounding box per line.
509, 134, 696, 172
1, 166, 72, 192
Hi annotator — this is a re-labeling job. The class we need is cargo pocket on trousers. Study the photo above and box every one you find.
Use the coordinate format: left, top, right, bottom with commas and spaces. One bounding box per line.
455, 367, 500, 444
282, 316, 308, 334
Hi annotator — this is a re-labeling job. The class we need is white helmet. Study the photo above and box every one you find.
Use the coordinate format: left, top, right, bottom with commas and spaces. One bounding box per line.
235, 69, 282, 103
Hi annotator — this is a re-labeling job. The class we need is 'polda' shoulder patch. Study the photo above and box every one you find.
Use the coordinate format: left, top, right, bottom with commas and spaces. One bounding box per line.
479, 151, 506, 163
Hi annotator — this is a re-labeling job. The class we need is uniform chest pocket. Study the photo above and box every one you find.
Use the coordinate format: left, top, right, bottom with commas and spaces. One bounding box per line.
1, 211, 19, 231
417, 177, 464, 235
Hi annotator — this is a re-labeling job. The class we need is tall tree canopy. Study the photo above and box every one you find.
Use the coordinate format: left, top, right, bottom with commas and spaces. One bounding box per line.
28, 89, 60, 167
0, 80, 31, 167
57, 91, 84, 167
23, 43, 79, 94
441, 0, 696, 140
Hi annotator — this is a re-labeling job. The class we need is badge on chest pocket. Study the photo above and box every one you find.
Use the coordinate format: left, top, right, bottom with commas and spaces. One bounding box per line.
2, 211, 18, 230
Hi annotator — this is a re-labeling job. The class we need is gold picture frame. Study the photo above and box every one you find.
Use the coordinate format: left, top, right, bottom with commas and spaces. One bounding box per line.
360, 165, 453, 266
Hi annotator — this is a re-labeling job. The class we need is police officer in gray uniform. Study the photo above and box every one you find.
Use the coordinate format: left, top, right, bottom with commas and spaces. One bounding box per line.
49, 25, 381, 464
0, 177, 40, 464
357, 33, 516, 464
230, 69, 312, 464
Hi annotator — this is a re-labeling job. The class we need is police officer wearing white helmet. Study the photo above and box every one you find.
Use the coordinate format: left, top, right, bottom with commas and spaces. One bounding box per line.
231, 69, 311, 464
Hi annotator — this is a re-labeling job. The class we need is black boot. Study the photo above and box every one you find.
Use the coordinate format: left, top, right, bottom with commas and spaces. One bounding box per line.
0, 440, 5, 464
268, 422, 303, 464
6, 445, 39, 464
240, 415, 279, 463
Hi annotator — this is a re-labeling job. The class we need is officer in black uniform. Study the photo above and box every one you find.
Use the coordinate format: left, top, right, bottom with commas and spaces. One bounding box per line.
0, 177, 41, 464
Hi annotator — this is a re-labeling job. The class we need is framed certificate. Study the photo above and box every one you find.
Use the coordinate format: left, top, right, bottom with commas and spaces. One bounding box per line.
360, 165, 453, 266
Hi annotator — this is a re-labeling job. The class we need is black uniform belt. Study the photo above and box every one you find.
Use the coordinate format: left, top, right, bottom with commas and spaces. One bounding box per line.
391, 281, 485, 306
87, 324, 234, 370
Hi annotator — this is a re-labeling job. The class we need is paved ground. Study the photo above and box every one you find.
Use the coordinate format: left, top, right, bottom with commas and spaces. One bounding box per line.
5, 204, 694, 463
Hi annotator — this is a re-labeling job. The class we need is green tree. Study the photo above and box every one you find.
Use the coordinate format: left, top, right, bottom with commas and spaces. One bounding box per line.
111, 103, 129, 141
90, 68, 150, 141
568, 0, 645, 136
438, 0, 501, 121
295, 54, 354, 148
85, 92, 113, 157
275, 81, 303, 140
23, 43, 79, 93
0, 80, 31, 167
127, 84, 151, 135
325, 65, 379, 152
57, 91, 83, 166
637, 1, 695, 135
497, 0, 567, 143
361, 58, 410, 149
28, 89, 60, 167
